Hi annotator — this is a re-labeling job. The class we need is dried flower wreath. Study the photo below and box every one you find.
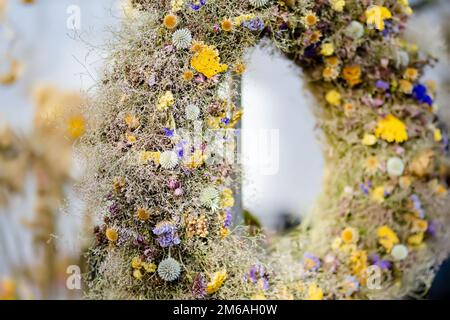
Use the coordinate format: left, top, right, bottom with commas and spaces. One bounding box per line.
80, 0, 450, 299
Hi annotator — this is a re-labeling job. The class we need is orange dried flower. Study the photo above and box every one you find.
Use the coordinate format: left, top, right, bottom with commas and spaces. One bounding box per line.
182, 70, 194, 81
342, 65, 362, 87
163, 14, 178, 29
221, 19, 233, 32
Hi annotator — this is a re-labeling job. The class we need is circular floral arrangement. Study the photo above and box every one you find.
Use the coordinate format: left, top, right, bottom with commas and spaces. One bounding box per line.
80, 0, 450, 299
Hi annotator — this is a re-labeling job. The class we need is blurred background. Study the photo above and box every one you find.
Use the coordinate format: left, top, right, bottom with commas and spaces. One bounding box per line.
1, 0, 449, 299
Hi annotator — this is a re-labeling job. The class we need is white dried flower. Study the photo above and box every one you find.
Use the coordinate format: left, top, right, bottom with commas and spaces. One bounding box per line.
158, 257, 181, 281
249, 0, 270, 8
172, 28, 192, 49
345, 21, 364, 39
395, 49, 410, 68
160, 151, 178, 169
185, 104, 200, 120
391, 244, 408, 261
200, 186, 220, 211
387, 157, 405, 177
217, 75, 231, 100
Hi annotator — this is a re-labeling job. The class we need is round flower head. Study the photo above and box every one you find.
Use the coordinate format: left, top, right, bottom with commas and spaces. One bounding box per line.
163, 14, 178, 29
345, 21, 364, 39
160, 151, 178, 169
172, 28, 192, 49
136, 208, 150, 221
105, 228, 118, 242
387, 157, 405, 177
249, 0, 270, 7
221, 19, 233, 32
391, 244, 408, 261
185, 104, 200, 120
200, 186, 220, 210
158, 257, 181, 281
341, 227, 359, 244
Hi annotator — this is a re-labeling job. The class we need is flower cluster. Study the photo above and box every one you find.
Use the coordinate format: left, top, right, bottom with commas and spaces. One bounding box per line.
152, 221, 181, 248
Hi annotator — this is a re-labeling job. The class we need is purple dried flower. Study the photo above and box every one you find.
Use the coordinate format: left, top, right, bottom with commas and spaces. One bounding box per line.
223, 209, 233, 228
168, 178, 180, 190
134, 234, 146, 247
192, 273, 207, 298
427, 220, 439, 237
143, 246, 157, 261
360, 181, 372, 195
248, 263, 269, 291
164, 128, 174, 137
242, 18, 265, 31
189, 0, 206, 11
369, 253, 392, 270
410, 194, 425, 219
375, 80, 390, 91
152, 221, 181, 247
303, 252, 321, 272
108, 202, 120, 215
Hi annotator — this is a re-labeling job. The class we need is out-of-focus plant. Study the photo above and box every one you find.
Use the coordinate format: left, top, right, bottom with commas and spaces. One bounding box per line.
0, 0, 30, 85
0, 85, 87, 299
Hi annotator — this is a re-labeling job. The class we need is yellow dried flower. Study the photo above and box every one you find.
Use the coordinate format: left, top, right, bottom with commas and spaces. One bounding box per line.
377, 226, 399, 252
139, 151, 161, 165
126, 134, 137, 144
371, 186, 385, 203
321, 43, 335, 56
131, 257, 142, 269
374, 114, 408, 143
434, 128, 442, 142
106, 228, 118, 242
325, 89, 341, 106
133, 269, 143, 280
330, 0, 345, 12
323, 66, 339, 81
220, 227, 230, 238
184, 149, 204, 169
307, 283, 323, 300
365, 5, 392, 31
190, 44, 228, 79
113, 177, 125, 193
404, 68, 418, 81
182, 70, 194, 81
220, 188, 235, 208
142, 262, 157, 273
341, 227, 359, 244
362, 134, 377, 146
408, 232, 424, 246
136, 207, 150, 221
124, 113, 140, 129
234, 63, 246, 75
207, 270, 227, 294
399, 79, 413, 94
350, 250, 368, 276
303, 11, 318, 27
67, 116, 86, 139
157, 91, 175, 111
